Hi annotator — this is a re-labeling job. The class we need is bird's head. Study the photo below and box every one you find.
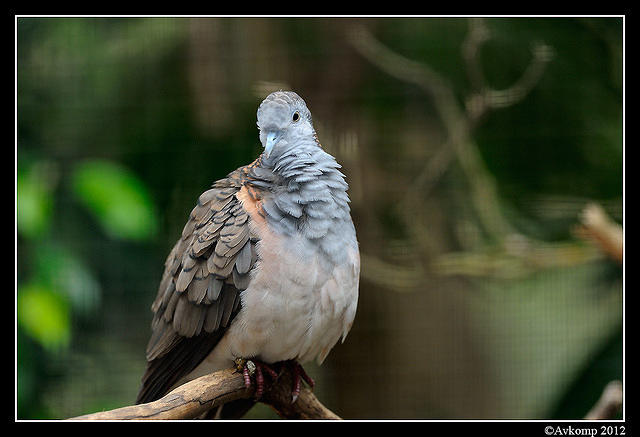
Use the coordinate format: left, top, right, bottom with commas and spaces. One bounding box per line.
257, 91, 316, 159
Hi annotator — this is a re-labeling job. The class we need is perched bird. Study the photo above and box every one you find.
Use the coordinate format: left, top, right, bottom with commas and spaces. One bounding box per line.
136, 91, 360, 417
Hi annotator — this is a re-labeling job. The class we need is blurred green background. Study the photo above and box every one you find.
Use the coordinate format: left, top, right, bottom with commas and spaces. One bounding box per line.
16, 16, 623, 420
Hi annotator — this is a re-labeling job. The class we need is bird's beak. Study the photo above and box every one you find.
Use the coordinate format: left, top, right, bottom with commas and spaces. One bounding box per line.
264, 131, 280, 158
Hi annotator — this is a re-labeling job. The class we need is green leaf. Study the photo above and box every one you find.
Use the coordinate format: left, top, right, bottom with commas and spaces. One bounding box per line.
17, 283, 71, 351
35, 244, 101, 315
71, 160, 157, 241
17, 168, 53, 239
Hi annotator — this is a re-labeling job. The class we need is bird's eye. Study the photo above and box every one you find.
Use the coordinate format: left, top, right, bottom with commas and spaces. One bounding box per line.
292, 111, 300, 122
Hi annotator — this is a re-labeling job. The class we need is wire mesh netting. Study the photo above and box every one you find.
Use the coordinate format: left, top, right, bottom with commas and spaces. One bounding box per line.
16, 16, 623, 420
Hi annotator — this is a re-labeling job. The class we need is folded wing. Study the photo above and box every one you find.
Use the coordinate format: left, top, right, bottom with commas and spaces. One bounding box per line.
136, 167, 258, 404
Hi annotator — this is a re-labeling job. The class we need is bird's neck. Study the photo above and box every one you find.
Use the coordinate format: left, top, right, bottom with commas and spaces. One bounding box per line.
246, 143, 351, 240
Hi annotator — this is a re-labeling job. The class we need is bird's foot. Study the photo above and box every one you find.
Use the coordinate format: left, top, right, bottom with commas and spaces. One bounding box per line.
233, 358, 315, 403
281, 360, 315, 403
235, 357, 279, 399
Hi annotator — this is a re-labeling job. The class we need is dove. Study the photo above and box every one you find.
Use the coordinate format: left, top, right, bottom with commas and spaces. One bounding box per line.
136, 91, 360, 418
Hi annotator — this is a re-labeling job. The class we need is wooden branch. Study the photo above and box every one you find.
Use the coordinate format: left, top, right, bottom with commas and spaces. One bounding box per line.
575, 203, 623, 264
69, 365, 341, 420
584, 381, 623, 420
466, 42, 554, 124
260, 365, 341, 420
461, 18, 491, 93
348, 23, 523, 242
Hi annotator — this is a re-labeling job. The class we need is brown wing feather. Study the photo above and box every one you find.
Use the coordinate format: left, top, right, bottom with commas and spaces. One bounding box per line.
136, 164, 260, 404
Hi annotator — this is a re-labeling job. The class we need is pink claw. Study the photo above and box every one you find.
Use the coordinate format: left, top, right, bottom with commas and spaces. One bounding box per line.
239, 359, 315, 403
240, 359, 280, 399
255, 364, 265, 398
243, 364, 252, 389
289, 360, 315, 403
260, 362, 279, 380
297, 363, 315, 388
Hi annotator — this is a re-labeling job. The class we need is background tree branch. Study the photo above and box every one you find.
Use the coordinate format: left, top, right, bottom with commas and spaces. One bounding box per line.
348, 20, 553, 245
584, 381, 623, 420
575, 203, 623, 264
69, 365, 340, 420
348, 20, 563, 288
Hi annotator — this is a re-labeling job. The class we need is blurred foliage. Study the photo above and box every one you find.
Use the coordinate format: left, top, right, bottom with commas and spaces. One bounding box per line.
16, 16, 622, 420
18, 282, 71, 350
71, 160, 158, 240
17, 156, 157, 416
16, 163, 55, 238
